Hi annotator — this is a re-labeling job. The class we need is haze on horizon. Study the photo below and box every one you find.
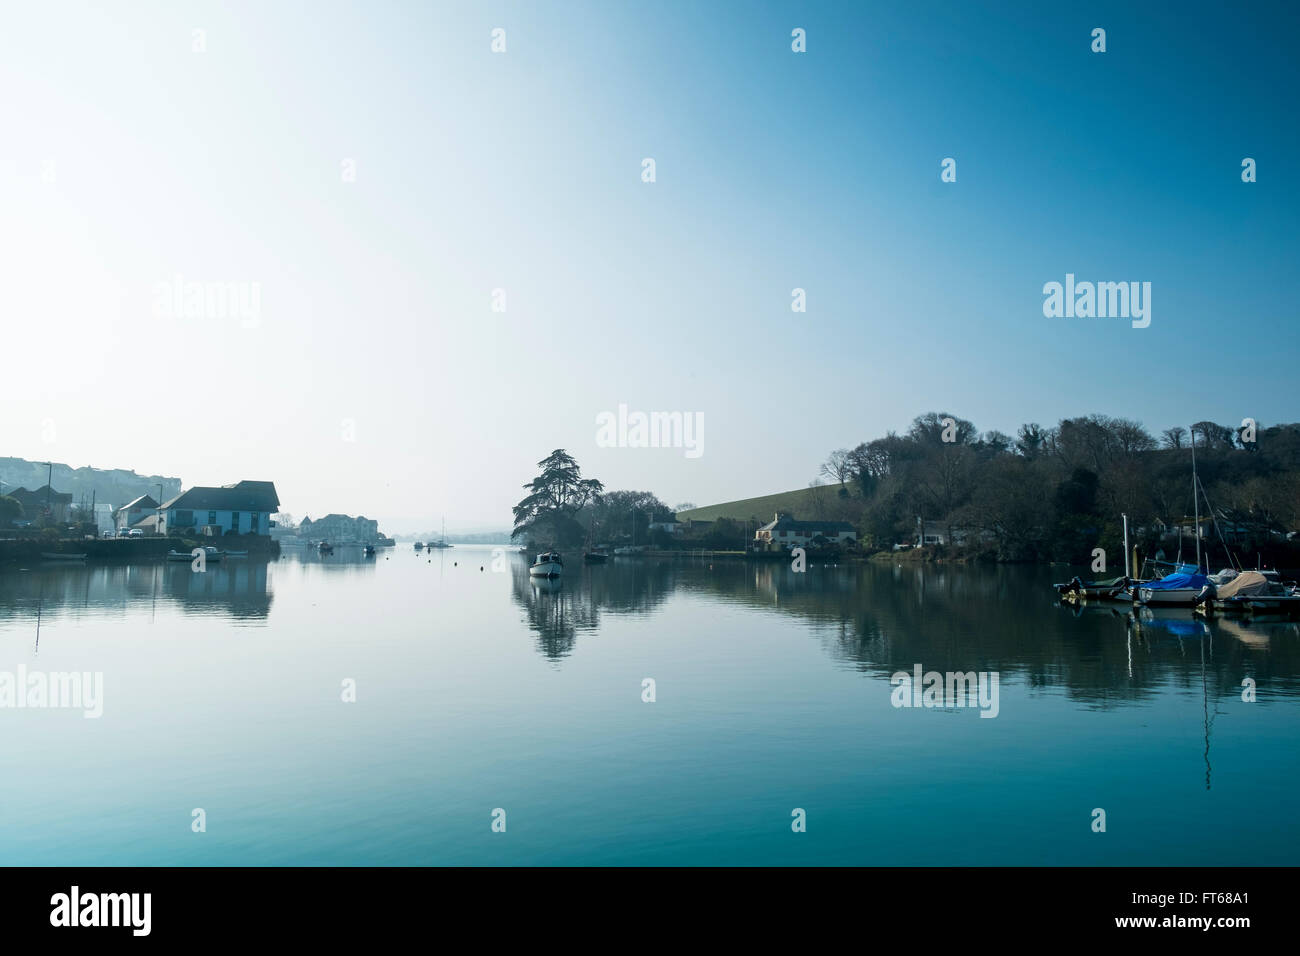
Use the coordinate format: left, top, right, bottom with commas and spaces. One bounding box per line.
2, 1, 1296, 535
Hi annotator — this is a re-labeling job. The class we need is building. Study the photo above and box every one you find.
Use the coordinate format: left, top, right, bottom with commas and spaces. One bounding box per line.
158, 480, 280, 537
114, 494, 159, 531
5, 485, 74, 525
298, 513, 381, 544
754, 512, 856, 551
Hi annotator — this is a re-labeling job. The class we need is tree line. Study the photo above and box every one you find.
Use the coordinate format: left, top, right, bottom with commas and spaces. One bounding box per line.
819, 412, 1300, 564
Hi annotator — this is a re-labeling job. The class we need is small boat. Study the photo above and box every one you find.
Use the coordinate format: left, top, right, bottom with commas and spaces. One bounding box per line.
166, 550, 194, 562
1196, 570, 1300, 616
224, 549, 248, 558
317, 541, 334, 554
1138, 566, 1209, 606
40, 552, 86, 561
1054, 575, 1130, 603
414, 541, 424, 551
363, 545, 376, 557
528, 551, 564, 578
583, 550, 609, 564
204, 547, 225, 562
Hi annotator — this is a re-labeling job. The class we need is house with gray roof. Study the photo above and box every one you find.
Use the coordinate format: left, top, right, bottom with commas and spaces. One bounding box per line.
158, 480, 280, 537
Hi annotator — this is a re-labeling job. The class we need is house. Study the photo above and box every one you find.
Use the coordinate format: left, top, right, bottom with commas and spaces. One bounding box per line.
648, 519, 680, 535
114, 494, 159, 531
299, 513, 381, 544
6, 486, 73, 524
158, 480, 280, 536
754, 512, 856, 551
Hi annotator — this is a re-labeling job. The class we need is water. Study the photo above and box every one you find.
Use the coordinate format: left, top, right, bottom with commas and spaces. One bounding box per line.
1, 547, 1296, 866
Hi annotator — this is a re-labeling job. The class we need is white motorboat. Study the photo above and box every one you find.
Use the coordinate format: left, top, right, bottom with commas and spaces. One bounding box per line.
528, 551, 564, 578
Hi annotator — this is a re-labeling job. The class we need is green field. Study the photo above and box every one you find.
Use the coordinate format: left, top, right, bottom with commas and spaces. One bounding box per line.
676, 485, 857, 523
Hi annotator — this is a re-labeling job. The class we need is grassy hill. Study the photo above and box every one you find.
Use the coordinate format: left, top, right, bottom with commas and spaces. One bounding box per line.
677, 485, 858, 523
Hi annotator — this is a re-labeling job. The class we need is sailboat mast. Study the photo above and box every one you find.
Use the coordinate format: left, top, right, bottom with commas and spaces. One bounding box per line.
1191, 425, 1201, 568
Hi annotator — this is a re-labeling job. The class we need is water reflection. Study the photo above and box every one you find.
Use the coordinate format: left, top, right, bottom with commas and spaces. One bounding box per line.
0, 559, 275, 628
509, 558, 1300, 714
510, 557, 673, 661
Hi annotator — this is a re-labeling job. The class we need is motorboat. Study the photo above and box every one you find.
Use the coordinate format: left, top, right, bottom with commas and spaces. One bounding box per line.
414, 541, 424, 551
528, 551, 564, 578
1196, 570, 1300, 616
1054, 575, 1130, 603
317, 541, 334, 554
583, 550, 609, 564
363, 545, 376, 557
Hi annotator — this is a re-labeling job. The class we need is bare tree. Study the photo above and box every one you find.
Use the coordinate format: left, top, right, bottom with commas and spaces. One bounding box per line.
1161, 426, 1187, 449
820, 449, 853, 486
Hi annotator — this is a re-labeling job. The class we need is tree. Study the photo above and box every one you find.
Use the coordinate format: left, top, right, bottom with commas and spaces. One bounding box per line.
0, 495, 22, 527
1016, 423, 1048, 458
512, 450, 604, 544
1161, 426, 1187, 449
820, 448, 853, 486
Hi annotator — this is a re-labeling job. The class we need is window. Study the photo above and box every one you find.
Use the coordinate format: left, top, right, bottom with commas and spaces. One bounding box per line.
208, 511, 216, 525
250, 512, 259, 531
232, 512, 240, 529
780, 530, 787, 538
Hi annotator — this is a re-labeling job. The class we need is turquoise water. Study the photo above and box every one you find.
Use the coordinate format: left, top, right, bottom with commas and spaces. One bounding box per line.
0, 548, 1296, 865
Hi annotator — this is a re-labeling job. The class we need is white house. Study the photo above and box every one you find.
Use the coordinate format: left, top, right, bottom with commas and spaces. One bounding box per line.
754, 513, 856, 551
114, 494, 159, 531
158, 480, 280, 537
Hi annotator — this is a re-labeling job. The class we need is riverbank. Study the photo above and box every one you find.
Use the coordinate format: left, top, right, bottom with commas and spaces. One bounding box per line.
0, 535, 281, 565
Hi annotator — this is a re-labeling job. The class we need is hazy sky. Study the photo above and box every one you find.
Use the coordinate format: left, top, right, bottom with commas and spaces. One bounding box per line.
2, 1, 1296, 533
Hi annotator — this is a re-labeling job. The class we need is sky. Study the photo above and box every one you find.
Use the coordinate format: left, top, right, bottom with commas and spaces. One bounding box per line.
2, 1, 1297, 533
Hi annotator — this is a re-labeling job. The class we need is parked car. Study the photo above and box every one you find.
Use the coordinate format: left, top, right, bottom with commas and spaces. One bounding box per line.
101, 530, 116, 538
127, 528, 144, 537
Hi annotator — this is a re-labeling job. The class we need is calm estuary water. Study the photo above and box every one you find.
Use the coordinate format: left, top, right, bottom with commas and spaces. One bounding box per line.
1, 547, 1296, 866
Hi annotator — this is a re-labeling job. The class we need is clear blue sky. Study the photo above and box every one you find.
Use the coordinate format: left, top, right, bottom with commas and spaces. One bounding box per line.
1, 1, 1295, 531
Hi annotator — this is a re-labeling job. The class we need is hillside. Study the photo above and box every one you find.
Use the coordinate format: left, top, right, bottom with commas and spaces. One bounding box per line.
677, 485, 859, 523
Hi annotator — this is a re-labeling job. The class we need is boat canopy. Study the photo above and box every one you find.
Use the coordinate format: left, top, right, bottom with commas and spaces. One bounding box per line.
1214, 571, 1269, 599
1143, 571, 1209, 591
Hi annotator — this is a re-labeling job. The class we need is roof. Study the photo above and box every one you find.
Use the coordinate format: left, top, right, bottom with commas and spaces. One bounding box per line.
162, 480, 280, 513
757, 513, 855, 534
118, 494, 159, 512
7, 485, 74, 505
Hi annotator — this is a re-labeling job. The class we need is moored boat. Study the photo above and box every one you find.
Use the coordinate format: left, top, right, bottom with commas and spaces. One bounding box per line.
40, 552, 86, 561
1054, 575, 1130, 603
414, 541, 424, 551
1196, 570, 1300, 616
1138, 567, 1209, 606
363, 544, 376, 557
529, 551, 564, 578
317, 541, 334, 554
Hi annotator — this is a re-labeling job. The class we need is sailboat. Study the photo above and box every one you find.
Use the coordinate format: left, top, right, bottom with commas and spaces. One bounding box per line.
1139, 428, 1209, 606
583, 518, 608, 563
428, 517, 453, 549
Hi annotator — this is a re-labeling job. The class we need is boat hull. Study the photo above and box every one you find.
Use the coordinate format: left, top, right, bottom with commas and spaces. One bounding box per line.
1139, 587, 1201, 606
529, 561, 563, 578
